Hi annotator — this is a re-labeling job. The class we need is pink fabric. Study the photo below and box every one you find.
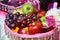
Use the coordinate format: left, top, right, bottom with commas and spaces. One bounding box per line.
46, 16, 55, 27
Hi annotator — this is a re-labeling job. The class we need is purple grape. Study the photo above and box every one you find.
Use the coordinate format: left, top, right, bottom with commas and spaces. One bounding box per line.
31, 20, 35, 23
32, 13, 36, 17
9, 14, 13, 18
17, 16, 24, 21
9, 19, 14, 24
6, 21, 10, 26
23, 16, 27, 20
6, 14, 10, 20
27, 19, 32, 25
6, 17, 10, 20
16, 19, 22, 24
10, 23, 16, 29
15, 12, 20, 16
32, 16, 37, 20
19, 24, 25, 28
13, 14, 17, 20
22, 21, 26, 25
27, 13, 33, 19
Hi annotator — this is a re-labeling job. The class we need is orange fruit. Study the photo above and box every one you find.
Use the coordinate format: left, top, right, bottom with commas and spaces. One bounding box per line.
12, 27, 19, 33
22, 27, 29, 34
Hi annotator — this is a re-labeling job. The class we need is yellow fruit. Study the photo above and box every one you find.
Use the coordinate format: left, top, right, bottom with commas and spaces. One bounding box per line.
12, 27, 19, 33
23, 27, 29, 34
17, 8, 23, 14
13, 9, 17, 14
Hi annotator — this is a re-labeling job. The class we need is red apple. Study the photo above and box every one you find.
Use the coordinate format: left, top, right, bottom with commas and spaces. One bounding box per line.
29, 21, 43, 34
29, 21, 43, 28
37, 10, 46, 17
18, 27, 29, 34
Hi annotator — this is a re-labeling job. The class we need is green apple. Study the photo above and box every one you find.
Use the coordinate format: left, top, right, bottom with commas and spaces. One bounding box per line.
22, 3, 34, 15
40, 16, 47, 26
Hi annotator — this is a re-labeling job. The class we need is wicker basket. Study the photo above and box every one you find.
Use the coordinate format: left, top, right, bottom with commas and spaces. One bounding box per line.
2, 1, 59, 40
4, 24, 58, 40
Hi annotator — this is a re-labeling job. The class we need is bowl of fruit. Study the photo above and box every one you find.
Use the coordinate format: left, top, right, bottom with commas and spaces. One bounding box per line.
4, 3, 58, 40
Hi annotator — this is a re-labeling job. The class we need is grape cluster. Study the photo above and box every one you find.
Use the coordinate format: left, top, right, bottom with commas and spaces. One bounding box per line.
27, 13, 40, 24
5, 12, 40, 29
5, 13, 16, 29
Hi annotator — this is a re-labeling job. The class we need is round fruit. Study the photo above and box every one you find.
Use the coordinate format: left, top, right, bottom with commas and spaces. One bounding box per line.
10, 23, 16, 29
29, 21, 43, 34
37, 10, 46, 17
9, 19, 14, 24
18, 27, 29, 34
29, 25, 40, 34
22, 3, 34, 15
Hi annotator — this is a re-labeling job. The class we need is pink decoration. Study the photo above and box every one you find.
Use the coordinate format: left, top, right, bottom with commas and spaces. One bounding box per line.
48, 2, 58, 10
46, 16, 55, 27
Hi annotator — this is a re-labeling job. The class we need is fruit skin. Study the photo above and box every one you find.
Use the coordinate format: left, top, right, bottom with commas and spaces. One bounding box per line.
29, 21, 43, 34
22, 3, 34, 15
12, 27, 19, 33
18, 27, 29, 34
37, 10, 46, 17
